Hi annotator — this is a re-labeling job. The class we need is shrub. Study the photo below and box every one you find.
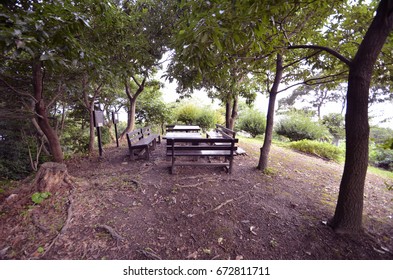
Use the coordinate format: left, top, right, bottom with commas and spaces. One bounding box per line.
237, 109, 266, 137
195, 108, 217, 132
276, 111, 330, 141
369, 147, 393, 171
175, 103, 199, 125
289, 139, 343, 162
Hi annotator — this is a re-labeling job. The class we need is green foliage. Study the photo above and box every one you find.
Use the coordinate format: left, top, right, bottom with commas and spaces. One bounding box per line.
61, 120, 90, 154
321, 113, 345, 140
370, 126, 393, 145
195, 108, 218, 132
0, 120, 34, 180
31, 192, 51, 204
275, 111, 331, 142
175, 103, 200, 125
289, 140, 343, 162
237, 108, 267, 138
369, 147, 393, 171
173, 102, 219, 131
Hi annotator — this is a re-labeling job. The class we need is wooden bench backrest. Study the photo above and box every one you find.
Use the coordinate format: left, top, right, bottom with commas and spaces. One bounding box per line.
167, 138, 238, 153
126, 130, 143, 148
165, 125, 175, 132
215, 124, 236, 138
141, 126, 152, 137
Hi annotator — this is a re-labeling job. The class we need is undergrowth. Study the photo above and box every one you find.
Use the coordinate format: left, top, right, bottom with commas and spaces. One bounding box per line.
288, 140, 343, 162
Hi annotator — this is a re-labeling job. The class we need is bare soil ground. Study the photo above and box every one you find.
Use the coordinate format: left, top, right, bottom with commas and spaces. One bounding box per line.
1, 139, 393, 260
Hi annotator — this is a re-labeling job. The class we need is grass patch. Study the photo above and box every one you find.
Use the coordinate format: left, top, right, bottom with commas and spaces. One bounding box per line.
368, 166, 393, 180
289, 140, 343, 162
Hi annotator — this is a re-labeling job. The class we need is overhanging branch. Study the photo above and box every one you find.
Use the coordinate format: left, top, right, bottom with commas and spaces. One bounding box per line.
288, 45, 351, 66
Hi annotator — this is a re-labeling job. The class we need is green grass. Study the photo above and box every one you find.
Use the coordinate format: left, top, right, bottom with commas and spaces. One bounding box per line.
288, 140, 344, 162
368, 166, 393, 180
238, 135, 393, 179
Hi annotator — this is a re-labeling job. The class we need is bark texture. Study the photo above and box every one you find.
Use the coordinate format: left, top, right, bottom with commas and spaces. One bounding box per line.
330, 0, 393, 233
32, 162, 70, 193
32, 60, 63, 163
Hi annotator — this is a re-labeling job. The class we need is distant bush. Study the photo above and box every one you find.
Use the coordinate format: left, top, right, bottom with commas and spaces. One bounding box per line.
276, 111, 330, 141
175, 103, 199, 125
174, 102, 219, 131
237, 109, 266, 137
289, 140, 343, 162
195, 108, 217, 132
369, 147, 393, 171
370, 126, 393, 145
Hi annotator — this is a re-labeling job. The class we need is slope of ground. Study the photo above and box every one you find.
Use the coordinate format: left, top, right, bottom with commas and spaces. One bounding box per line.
1, 139, 392, 260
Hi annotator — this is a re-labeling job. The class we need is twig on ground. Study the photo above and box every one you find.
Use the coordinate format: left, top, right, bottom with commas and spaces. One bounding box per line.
204, 199, 234, 214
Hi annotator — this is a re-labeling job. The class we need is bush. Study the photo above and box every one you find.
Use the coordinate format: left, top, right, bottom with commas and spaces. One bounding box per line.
289, 140, 343, 162
276, 111, 330, 141
369, 147, 393, 171
237, 109, 266, 137
195, 108, 217, 132
175, 103, 199, 125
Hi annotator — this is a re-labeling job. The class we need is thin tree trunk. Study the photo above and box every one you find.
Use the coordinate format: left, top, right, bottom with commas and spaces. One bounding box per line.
258, 54, 283, 171
120, 77, 145, 140
329, 0, 393, 233
225, 94, 238, 130
32, 60, 63, 163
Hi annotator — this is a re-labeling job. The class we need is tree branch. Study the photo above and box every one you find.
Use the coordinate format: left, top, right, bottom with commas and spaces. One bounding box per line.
277, 70, 348, 94
0, 77, 37, 102
288, 45, 351, 66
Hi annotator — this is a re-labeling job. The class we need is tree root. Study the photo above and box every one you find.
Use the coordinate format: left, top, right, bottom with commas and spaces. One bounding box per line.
96, 224, 124, 245
137, 248, 162, 260
40, 187, 75, 258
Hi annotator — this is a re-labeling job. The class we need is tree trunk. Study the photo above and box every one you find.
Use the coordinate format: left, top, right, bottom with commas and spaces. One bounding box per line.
120, 78, 145, 140
120, 100, 136, 139
225, 94, 238, 130
32, 60, 63, 163
258, 54, 283, 171
88, 109, 95, 154
329, 0, 393, 233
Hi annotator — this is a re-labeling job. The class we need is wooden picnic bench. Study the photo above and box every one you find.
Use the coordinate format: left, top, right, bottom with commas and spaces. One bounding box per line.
126, 127, 160, 160
206, 124, 236, 139
166, 137, 238, 174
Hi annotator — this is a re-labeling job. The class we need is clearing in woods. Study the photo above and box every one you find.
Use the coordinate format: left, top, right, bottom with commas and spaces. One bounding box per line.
0, 139, 392, 260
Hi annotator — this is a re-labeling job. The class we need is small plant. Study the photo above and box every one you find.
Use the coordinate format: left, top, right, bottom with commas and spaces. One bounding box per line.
289, 140, 343, 162
31, 192, 51, 204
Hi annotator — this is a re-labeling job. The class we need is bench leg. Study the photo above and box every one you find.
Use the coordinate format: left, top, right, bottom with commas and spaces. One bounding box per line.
171, 157, 176, 174
145, 146, 150, 160
130, 149, 135, 161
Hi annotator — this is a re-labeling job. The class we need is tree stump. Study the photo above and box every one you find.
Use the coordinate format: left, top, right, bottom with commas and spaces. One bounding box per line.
32, 162, 70, 193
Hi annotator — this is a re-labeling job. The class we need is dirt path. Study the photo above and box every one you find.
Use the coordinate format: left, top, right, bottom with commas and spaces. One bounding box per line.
1, 140, 392, 259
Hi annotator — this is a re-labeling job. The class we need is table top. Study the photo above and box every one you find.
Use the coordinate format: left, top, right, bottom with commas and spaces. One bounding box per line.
172, 125, 201, 132
163, 132, 202, 139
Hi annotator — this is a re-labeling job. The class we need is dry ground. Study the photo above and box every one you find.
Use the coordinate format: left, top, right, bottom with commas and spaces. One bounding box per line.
1, 139, 393, 260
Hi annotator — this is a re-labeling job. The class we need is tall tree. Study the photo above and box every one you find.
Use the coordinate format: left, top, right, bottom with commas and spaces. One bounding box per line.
289, 0, 393, 232
0, 1, 91, 162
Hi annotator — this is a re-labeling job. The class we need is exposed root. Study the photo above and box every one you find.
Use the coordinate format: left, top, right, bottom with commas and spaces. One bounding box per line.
40, 187, 74, 258
97, 224, 124, 244
137, 248, 162, 260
